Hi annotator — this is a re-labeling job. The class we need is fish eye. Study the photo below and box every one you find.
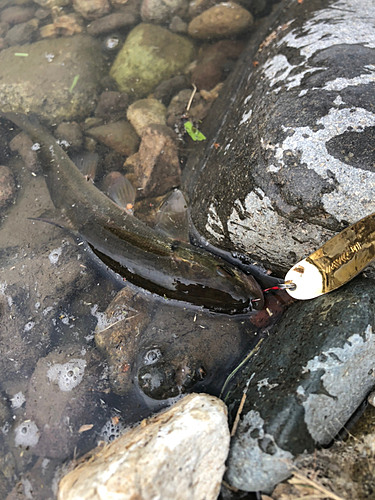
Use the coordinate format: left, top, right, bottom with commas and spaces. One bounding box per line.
216, 265, 235, 278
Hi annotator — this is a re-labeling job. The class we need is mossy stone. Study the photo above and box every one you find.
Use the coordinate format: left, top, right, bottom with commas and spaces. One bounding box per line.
110, 23, 195, 98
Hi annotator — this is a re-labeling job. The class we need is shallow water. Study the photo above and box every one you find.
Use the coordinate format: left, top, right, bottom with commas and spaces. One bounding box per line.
0, 1, 280, 497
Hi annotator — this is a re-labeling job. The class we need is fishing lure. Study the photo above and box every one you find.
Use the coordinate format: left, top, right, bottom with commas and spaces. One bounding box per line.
285, 212, 375, 300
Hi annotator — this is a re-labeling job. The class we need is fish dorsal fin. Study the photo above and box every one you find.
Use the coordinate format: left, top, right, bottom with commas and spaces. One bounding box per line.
103, 172, 136, 214
155, 189, 190, 242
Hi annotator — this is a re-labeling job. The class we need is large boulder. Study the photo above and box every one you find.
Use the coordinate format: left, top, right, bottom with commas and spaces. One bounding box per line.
183, 0, 375, 276
0, 36, 105, 124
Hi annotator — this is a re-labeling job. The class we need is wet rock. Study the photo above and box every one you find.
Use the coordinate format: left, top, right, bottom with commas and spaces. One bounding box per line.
1, 6, 36, 25
0, 36, 105, 124
55, 122, 83, 149
86, 120, 139, 156
33, 0, 70, 7
9, 132, 39, 171
22, 346, 105, 459
126, 124, 181, 197
0, 165, 16, 210
6, 457, 61, 500
39, 13, 83, 38
141, 0, 188, 24
183, 0, 375, 276
151, 74, 189, 106
4, 19, 38, 46
192, 40, 245, 90
72, 0, 111, 20
58, 393, 230, 500
167, 88, 212, 130
95, 287, 151, 395
127, 98, 167, 137
87, 11, 138, 36
95, 91, 130, 121
169, 15, 188, 34
224, 277, 375, 492
0, 21, 9, 37
188, 2, 253, 40
110, 23, 195, 98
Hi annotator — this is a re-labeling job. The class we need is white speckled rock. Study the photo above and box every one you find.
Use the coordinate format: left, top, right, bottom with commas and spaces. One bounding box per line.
58, 393, 230, 500
183, 0, 375, 275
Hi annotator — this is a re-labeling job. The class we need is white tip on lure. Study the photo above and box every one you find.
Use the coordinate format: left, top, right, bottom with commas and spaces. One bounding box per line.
285, 212, 375, 300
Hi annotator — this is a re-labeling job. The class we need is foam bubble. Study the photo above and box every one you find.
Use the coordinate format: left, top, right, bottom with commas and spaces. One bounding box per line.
49, 248, 62, 265
100, 419, 125, 443
15, 420, 39, 447
11, 392, 26, 409
47, 359, 86, 392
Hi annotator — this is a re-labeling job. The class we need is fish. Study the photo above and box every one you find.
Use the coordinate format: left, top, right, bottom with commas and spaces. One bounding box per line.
285, 212, 375, 300
2, 112, 275, 315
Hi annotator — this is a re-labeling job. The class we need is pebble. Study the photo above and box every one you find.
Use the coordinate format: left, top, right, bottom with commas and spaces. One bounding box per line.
0, 166, 15, 210
87, 11, 138, 36
95, 91, 130, 121
191, 39, 245, 90
4, 19, 38, 46
55, 122, 83, 149
95, 287, 151, 395
127, 98, 167, 137
169, 15, 188, 34
128, 124, 181, 198
58, 393, 230, 500
1, 6, 36, 25
141, 0, 188, 24
86, 120, 140, 156
110, 23, 194, 98
188, 2, 253, 39
73, 0, 111, 19
9, 132, 39, 171
151, 75, 189, 106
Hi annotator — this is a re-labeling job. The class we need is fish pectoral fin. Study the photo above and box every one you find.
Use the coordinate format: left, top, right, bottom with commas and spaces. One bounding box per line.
155, 189, 190, 243
28, 209, 74, 231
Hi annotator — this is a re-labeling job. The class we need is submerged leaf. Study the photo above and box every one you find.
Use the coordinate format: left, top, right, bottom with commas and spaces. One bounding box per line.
184, 121, 206, 141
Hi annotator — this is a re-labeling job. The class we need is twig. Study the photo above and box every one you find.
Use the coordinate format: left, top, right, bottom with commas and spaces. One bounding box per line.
231, 391, 247, 437
290, 471, 346, 500
186, 84, 197, 112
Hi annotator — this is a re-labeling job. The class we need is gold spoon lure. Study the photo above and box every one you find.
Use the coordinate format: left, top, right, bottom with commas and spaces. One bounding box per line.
285, 212, 375, 300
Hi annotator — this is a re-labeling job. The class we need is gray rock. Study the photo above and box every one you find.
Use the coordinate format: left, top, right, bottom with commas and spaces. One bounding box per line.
110, 23, 195, 98
183, 0, 375, 276
0, 165, 15, 210
0, 36, 105, 124
1, 6, 36, 25
225, 277, 375, 492
141, 0, 188, 24
4, 19, 38, 46
55, 122, 83, 149
127, 98, 167, 137
86, 11, 138, 36
188, 2, 253, 40
58, 393, 230, 500
86, 120, 140, 156
127, 124, 181, 198
72, 0, 111, 20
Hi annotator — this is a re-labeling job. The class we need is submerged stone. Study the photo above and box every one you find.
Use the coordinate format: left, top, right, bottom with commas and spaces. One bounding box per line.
110, 23, 195, 98
0, 36, 105, 124
224, 278, 375, 492
183, 0, 375, 276
58, 393, 230, 500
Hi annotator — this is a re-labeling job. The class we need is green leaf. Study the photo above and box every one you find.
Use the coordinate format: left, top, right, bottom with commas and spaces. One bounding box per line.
184, 121, 206, 141
69, 75, 80, 93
